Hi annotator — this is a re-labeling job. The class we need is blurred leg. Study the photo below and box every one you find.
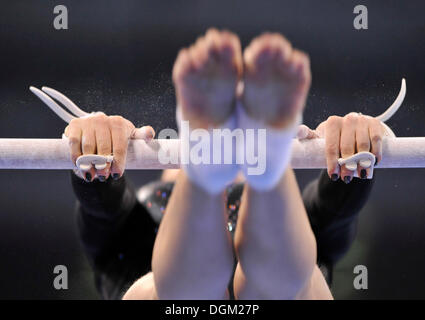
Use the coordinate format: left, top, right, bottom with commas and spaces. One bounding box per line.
161, 169, 180, 182
151, 29, 243, 299
233, 168, 333, 299
152, 170, 234, 299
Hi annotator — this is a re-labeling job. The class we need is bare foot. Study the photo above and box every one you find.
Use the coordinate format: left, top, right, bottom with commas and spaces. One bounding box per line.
242, 33, 311, 129
172, 28, 243, 129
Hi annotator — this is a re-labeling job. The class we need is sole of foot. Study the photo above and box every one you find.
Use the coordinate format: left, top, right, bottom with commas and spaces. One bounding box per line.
172, 28, 243, 129
242, 32, 311, 129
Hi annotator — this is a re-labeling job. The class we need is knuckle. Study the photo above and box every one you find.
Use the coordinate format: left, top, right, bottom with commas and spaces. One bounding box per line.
344, 113, 358, 123
371, 134, 382, 144
369, 117, 380, 125
109, 116, 125, 128
371, 119, 385, 133
327, 116, 341, 125
93, 113, 108, 123
69, 118, 81, 127
68, 136, 80, 146
110, 115, 124, 121
357, 116, 366, 126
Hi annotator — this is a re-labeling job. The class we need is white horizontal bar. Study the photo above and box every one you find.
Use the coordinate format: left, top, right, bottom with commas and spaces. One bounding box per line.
290, 137, 425, 169
0, 138, 424, 170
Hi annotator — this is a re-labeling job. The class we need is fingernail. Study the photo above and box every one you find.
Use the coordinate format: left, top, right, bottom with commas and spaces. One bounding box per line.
112, 173, 120, 180
344, 176, 352, 184
98, 175, 106, 182
85, 173, 92, 182
331, 174, 339, 181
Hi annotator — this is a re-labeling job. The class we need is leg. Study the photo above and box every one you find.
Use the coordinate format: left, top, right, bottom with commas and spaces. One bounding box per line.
234, 33, 332, 299
152, 171, 233, 299
123, 272, 158, 300
151, 29, 243, 299
161, 169, 180, 182
234, 169, 332, 299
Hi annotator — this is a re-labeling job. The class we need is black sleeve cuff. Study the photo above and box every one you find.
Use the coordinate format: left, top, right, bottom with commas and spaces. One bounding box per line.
71, 171, 137, 221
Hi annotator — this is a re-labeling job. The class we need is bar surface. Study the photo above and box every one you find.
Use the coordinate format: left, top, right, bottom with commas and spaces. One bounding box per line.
0, 138, 424, 170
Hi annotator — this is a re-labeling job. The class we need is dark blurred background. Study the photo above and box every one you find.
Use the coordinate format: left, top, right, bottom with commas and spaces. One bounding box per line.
0, 0, 424, 299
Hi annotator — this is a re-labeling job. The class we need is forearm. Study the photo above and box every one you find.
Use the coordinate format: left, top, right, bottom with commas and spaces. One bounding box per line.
303, 170, 375, 264
71, 171, 137, 220
72, 172, 138, 264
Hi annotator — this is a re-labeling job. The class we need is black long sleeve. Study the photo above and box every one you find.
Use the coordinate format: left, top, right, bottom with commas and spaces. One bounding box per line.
302, 170, 375, 266
73, 170, 374, 298
71, 173, 157, 299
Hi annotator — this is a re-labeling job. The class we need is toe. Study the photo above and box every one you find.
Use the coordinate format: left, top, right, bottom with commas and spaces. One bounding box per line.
189, 41, 209, 71
217, 31, 243, 75
245, 32, 294, 74
271, 35, 293, 70
286, 49, 311, 85
172, 48, 194, 83
205, 28, 222, 60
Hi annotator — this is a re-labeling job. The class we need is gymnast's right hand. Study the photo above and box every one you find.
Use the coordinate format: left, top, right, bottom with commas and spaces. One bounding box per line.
64, 113, 155, 182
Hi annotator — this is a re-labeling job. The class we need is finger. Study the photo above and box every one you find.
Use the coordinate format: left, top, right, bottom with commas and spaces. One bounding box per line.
65, 124, 82, 165
86, 167, 96, 182
110, 120, 130, 180
355, 116, 371, 179
94, 124, 112, 181
296, 125, 318, 140
64, 125, 70, 137
369, 117, 384, 165
314, 121, 326, 138
340, 114, 358, 183
81, 127, 96, 182
132, 126, 155, 141
324, 116, 342, 181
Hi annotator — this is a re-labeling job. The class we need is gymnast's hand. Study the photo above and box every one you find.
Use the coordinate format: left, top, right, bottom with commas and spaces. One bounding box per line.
298, 113, 384, 183
64, 113, 155, 182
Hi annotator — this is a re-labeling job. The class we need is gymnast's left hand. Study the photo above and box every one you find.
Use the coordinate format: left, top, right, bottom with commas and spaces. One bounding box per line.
297, 112, 385, 183
64, 113, 155, 182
